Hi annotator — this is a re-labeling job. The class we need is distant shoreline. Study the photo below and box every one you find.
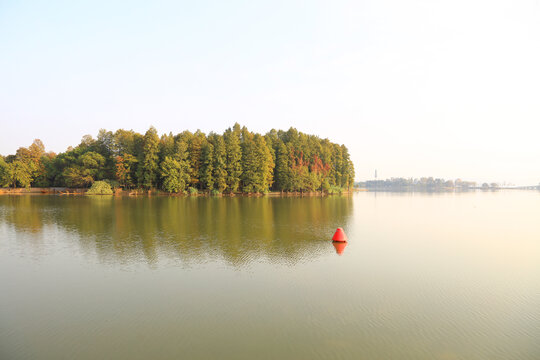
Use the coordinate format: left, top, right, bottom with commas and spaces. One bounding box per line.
358, 187, 539, 192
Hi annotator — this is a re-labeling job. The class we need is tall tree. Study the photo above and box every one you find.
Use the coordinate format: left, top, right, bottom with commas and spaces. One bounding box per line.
274, 141, 291, 191
254, 134, 274, 192
0, 157, 13, 188
224, 124, 242, 193
240, 131, 257, 192
160, 157, 186, 193
115, 153, 138, 189
209, 134, 227, 193
200, 142, 214, 191
159, 138, 191, 193
138, 127, 160, 189
187, 130, 206, 189
9, 160, 33, 188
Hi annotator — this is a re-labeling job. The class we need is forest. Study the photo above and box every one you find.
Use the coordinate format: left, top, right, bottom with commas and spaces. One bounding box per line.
0, 124, 355, 194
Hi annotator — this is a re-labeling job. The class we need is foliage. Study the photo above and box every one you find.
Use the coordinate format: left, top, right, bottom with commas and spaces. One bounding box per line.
104, 179, 121, 190
327, 185, 343, 195
2, 161, 33, 188
0, 124, 355, 193
188, 187, 198, 195
115, 153, 137, 189
0, 157, 11, 187
86, 180, 113, 195
160, 156, 189, 193
62, 151, 105, 187
200, 142, 214, 190
138, 126, 160, 189
224, 124, 243, 193
209, 133, 227, 193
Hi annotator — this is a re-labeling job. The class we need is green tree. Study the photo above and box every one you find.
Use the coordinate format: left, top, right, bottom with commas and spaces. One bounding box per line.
187, 130, 206, 189
159, 132, 176, 163
224, 124, 242, 193
8, 160, 33, 188
160, 148, 191, 194
86, 180, 113, 195
80, 152, 106, 179
254, 134, 274, 192
159, 138, 191, 193
160, 157, 182, 193
240, 132, 274, 193
275, 141, 291, 191
0, 157, 12, 187
63, 151, 105, 187
240, 131, 257, 192
209, 134, 227, 193
138, 127, 160, 189
337, 146, 354, 189
200, 142, 214, 191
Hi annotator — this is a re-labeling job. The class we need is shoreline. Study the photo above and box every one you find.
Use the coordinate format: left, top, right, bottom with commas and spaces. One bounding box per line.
0, 187, 357, 197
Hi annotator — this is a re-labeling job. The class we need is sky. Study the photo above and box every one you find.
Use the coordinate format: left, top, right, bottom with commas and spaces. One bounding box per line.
1, 0, 539, 185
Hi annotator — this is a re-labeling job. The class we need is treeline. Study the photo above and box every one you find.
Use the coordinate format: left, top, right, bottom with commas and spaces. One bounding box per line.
360, 177, 477, 189
0, 124, 354, 194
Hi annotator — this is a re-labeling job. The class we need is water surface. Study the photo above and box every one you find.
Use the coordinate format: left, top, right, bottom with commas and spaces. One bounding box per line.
1, 192, 539, 359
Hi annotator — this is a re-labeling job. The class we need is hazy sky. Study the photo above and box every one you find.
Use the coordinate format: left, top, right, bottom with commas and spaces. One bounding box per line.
1, 0, 539, 185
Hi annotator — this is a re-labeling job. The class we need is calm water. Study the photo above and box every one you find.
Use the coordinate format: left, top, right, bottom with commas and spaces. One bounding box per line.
1, 192, 539, 360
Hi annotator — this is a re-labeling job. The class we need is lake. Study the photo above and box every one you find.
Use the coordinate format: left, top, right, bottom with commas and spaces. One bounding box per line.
1, 191, 539, 359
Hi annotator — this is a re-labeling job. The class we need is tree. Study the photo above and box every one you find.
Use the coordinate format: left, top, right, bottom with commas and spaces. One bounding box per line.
240, 131, 257, 192
274, 141, 291, 191
96, 129, 114, 156
79, 135, 95, 149
290, 151, 309, 192
187, 130, 206, 189
160, 157, 182, 193
159, 132, 175, 163
0, 157, 12, 187
79, 152, 106, 178
63, 167, 93, 187
86, 180, 113, 195
340, 146, 355, 190
240, 132, 274, 193
10, 160, 33, 188
254, 134, 274, 192
115, 153, 137, 189
200, 142, 214, 191
63, 151, 105, 187
209, 134, 227, 193
160, 155, 190, 193
138, 127, 160, 189
28, 139, 46, 182
310, 154, 330, 191
224, 125, 242, 193
11, 139, 48, 187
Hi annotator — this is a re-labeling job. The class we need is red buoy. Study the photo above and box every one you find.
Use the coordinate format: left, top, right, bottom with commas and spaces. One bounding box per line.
333, 241, 347, 255
332, 227, 348, 242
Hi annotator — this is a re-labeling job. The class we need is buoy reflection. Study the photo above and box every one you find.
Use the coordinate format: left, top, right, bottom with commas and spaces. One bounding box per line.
333, 241, 347, 255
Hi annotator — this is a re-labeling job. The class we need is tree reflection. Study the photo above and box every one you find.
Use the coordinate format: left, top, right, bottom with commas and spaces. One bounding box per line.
0, 195, 353, 266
